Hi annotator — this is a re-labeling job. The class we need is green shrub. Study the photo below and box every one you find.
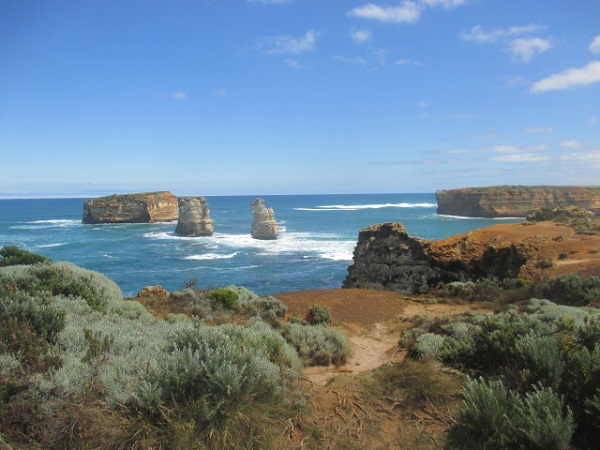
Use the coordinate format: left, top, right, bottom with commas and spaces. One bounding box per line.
449, 378, 573, 450
306, 304, 331, 325
280, 323, 351, 366
413, 333, 446, 359
137, 322, 300, 425
209, 288, 239, 310
0, 246, 50, 267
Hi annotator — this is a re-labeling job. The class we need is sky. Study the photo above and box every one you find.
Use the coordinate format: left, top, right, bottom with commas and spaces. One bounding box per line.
1, 0, 599, 198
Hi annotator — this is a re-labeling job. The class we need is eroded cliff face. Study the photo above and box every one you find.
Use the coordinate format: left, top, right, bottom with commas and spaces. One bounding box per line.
82, 192, 179, 224
436, 186, 600, 218
342, 223, 462, 294
343, 219, 600, 293
175, 196, 214, 237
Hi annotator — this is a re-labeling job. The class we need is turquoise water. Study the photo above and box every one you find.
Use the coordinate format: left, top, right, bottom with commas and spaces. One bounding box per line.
0, 194, 523, 296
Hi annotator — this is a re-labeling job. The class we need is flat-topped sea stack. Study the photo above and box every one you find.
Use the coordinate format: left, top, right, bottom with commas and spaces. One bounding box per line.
82, 191, 179, 224
436, 186, 600, 218
344, 215, 600, 294
251, 198, 279, 240
175, 196, 214, 237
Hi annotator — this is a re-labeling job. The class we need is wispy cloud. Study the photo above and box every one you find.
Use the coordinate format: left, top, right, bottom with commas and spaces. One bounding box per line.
560, 140, 582, 149
351, 29, 372, 43
440, 144, 547, 156
259, 30, 319, 54
247, 0, 292, 4
460, 24, 544, 43
348, 0, 467, 24
460, 24, 550, 62
508, 37, 551, 62
156, 91, 188, 100
560, 150, 600, 165
531, 61, 600, 93
525, 126, 554, 134
395, 58, 421, 65
590, 35, 600, 54
348, 1, 421, 24
491, 153, 549, 162
333, 55, 367, 65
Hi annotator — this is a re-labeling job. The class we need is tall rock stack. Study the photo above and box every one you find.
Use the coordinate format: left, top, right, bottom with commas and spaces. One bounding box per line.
251, 198, 279, 240
175, 196, 214, 237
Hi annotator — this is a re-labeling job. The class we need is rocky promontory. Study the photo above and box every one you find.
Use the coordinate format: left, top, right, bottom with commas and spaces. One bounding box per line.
344, 216, 600, 294
436, 186, 600, 218
82, 191, 179, 224
175, 196, 214, 237
251, 198, 279, 240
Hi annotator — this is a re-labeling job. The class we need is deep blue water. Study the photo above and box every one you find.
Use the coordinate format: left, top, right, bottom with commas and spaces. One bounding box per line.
0, 194, 523, 296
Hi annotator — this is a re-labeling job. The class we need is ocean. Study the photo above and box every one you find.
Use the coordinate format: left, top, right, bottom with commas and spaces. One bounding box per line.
0, 193, 523, 297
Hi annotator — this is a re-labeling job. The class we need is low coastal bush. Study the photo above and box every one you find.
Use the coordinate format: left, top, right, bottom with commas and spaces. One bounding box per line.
209, 287, 239, 310
448, 378, 573, 450
0, 245, 51, 267
280, 322, 351, 366
306, 304, 332, 325
400, 298, 600, 448
0, 248, 354, 448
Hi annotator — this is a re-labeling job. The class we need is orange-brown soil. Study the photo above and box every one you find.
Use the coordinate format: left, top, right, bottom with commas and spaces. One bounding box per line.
275, 288, 486, 449
428, 220, 600, 279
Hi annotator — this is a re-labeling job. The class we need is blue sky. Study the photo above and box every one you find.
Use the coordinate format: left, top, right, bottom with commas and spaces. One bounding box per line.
1, 0, 599, 198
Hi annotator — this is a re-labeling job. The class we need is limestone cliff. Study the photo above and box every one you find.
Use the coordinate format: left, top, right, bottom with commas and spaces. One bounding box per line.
175, 196, 214, 237
82, 192, 179, 224
251, 198, 279, 240
436, 186, 600, 218
343, 219, 600, 293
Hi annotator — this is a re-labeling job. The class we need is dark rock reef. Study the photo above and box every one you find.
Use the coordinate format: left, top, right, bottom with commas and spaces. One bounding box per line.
436, 186, 600, 218
82, 191, 179, 224
251, 198, 279, 240
175, 196, 214, 237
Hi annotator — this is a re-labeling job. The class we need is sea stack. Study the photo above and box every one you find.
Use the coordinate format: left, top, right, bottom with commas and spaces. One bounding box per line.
82, 191, 179, 224
175, 196, 214, 237
251, 198, 279, 240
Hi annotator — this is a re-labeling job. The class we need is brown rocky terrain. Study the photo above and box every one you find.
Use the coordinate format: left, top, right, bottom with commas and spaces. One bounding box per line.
344, 216, 600, 293
436, 186, 600, 217
82, 191, 179, 224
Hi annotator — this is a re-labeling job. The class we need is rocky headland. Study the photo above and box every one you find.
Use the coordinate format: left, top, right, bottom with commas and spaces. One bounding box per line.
82, 191, 179, 224
436, 186, 600, 218
251, 198, 279, 240
344, 210, 600, 294
175, 196, 214, 237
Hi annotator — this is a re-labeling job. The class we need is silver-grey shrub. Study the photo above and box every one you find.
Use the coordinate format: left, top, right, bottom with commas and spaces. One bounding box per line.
451, 378, 573, 450
136, 321, 301, 423
280, 323, 351, 366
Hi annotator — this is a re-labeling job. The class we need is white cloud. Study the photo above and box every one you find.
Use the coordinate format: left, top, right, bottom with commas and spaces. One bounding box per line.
460, 24, 544, 43
508, 37, 551, 62
560, 151, 600, 162
531, 61, 600, 93
247, 0, 291, 3
461, 24, 550, 63
491, 153, 549, 162
348, 1, 421, 24
171, 91, 187, 100
351, 29, 372, 43
348, 0, 468, 24
334, 55, 367, 65
525, 126, 554, 134
590, 35, 600, 54
260, 30, 318, 54
560, 140, 582, 149
214, 88, 227, 97
395, 58, 420, 65
421, 0, 467, 7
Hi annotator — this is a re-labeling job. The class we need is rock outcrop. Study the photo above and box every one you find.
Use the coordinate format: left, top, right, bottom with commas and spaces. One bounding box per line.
82, 192, 179, 224
343, 219, 600, 294
251, 198, 279, 240
436, 186, 600, 218
175, 196, 214, 237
